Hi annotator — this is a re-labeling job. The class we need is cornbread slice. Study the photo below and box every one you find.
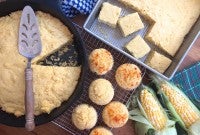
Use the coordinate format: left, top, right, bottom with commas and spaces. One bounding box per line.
115, 63, 142, 90
119, 0, 200, 56
145, 51, 172, 73
125, 35, 150, 59
34, 11, 73, 62
0, 64, 81, 116
98, 2, 122, 28
118, 13, 144, 37
72, 104, 97, 130
102, 101, 129, 128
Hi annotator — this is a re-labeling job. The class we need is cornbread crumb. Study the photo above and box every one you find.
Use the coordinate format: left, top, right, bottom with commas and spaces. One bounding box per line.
125, 35, 150, 59
98, 2, 122, 28
89, 79, 114, 105
89, 126, 113, 135
72, 104, 97, 130
89, 48, 114, 75
118, 13, 144, 37
115, 63, 142, 90
145, 51, 172, 73
102, 101, 129, 128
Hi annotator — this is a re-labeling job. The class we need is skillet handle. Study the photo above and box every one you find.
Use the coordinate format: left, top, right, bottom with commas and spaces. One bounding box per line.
25, 68, 35, 131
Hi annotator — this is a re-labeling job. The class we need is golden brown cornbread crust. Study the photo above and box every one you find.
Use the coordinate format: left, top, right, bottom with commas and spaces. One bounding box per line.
89, 126, 113, 135
145, 51, 172, 73
89, 48, 114, 75
125, 35, 150, 59
0, 11, 81, 116
115, 63, 142, 90
118, 13, 144, 37
119, 0, 200, 56
89, 79, 114, 105
98, 2, 122, 28
102, 101, 129, 128
72, 104, 97, 130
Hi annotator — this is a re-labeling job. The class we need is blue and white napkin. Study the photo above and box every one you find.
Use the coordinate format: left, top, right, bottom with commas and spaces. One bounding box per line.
61, 0, 98, 17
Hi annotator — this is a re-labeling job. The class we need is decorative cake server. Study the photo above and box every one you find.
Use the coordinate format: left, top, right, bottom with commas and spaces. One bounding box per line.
18, 6, 42, 131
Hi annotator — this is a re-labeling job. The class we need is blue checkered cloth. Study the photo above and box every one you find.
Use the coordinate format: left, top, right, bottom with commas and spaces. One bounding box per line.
61, 0, 98, 17
171, 62, 200, 109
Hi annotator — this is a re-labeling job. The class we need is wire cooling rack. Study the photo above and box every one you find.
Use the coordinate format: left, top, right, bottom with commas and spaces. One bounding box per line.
52, 24, 146, 135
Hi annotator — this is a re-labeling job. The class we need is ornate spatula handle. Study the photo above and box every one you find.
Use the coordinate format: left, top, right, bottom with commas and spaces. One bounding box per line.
25, 68, 35, 131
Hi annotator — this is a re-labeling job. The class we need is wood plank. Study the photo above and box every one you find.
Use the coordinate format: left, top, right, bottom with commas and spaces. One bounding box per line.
0, 123, 68, 135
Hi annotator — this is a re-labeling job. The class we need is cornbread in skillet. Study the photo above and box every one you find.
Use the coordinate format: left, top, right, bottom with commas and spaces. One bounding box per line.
89, 126, 113, 135
115, 63, 142, 90
89, 48, 114, 75
118, 13, 144, 37
125, 35, 150, 59
0, 64, 81, 116
0, 11, 73, 63
34, 11, 73, 62
72, 104, 97, 130
102, 101, 129, 128
0, 11, 80, 116
145, 51, 172, 73
119, 0, 200, 56
89, 79, 114, 105
98, 2, 122, 28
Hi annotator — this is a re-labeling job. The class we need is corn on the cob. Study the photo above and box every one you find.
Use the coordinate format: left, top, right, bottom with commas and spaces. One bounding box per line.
140, 89, 167, 130
161, 83, 200, 128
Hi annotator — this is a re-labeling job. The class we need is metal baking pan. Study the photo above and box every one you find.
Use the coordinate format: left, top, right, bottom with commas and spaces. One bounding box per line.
83, 0, 200, 80
0, 0, 87, 127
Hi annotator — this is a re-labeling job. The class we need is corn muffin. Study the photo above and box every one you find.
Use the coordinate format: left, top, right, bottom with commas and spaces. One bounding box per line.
118, 0, 200, 56
115, 63, 142, 90
102, 101, 129, 128
89, 126, 113, 135
89, 79, 114, 105
98, 2, 122, 28
0, 11, 80, 116
89, 48, 114, 75
145, 51, 172, 73
72, 104, 97, 130
125, 35, 151, 59
118, 13, 144, 37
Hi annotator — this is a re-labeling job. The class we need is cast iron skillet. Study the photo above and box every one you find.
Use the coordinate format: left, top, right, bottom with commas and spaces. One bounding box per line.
0, 0, 87, 127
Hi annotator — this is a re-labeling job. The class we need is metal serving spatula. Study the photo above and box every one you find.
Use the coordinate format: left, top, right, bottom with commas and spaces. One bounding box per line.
18, 6, 42, 131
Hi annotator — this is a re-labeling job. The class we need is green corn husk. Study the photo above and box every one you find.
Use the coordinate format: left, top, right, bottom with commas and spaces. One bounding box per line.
128, 85, 177, 135
151, 74, 200, 135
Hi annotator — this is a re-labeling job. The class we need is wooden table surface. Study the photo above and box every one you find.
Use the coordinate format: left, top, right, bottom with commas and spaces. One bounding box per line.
0, 15, 199, 135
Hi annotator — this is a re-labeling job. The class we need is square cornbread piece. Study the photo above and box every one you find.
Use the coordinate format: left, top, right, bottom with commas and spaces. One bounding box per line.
145, 51, 172, 73
125, 35, 150, 59
118, 0, 200, 56
98, 2, 122, 28
118, 13, 144, 37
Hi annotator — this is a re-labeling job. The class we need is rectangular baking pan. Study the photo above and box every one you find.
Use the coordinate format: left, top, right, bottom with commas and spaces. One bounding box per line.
83, 0, 200, 80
